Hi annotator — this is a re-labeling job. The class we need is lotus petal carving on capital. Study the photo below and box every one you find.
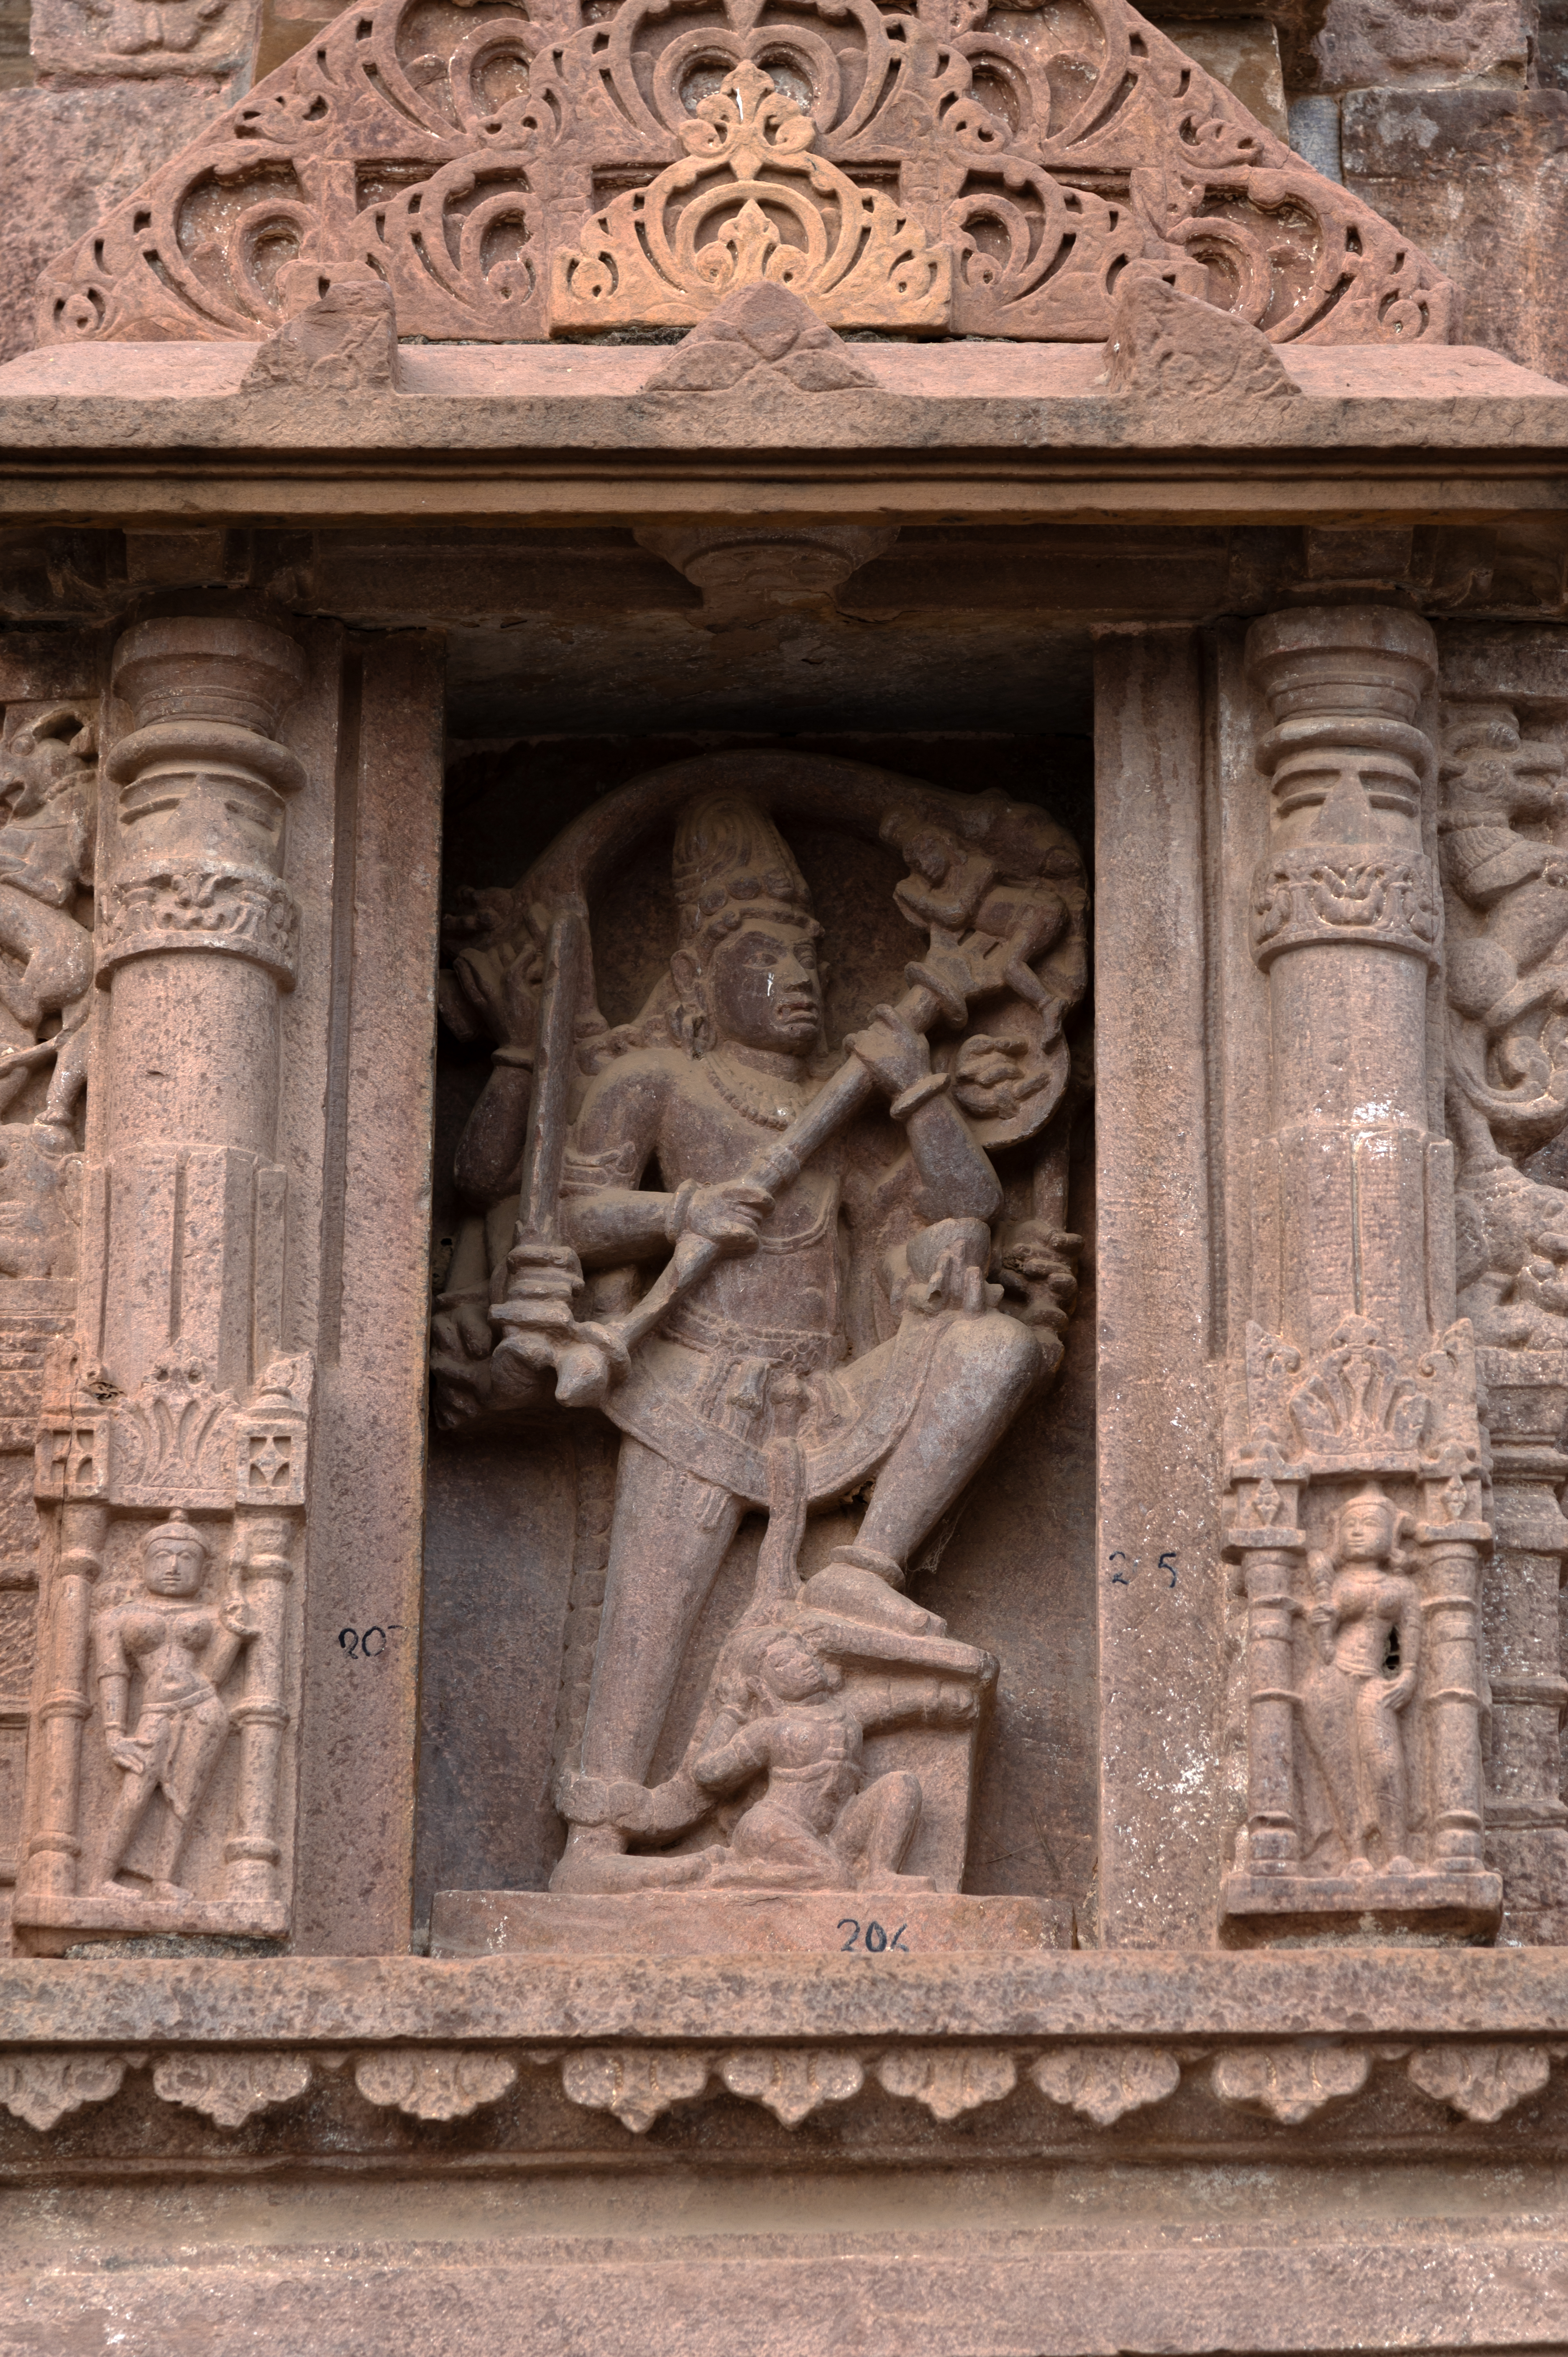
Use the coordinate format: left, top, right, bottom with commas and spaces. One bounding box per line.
560, 2047, 713, 2133
1210, 2044, 1371, 2124
110, 1353, 237, 1511
1235, 1314, 1484, 1483
876, 2045, 1018, 2121
151, 2050, 312, 2127
717, 2046, 865, 2126
353, 2048, 519, 2121
1030, 2044, 1181, 2126
1407, 2043, 1553, 2123
1289, 1317, 1430, 1463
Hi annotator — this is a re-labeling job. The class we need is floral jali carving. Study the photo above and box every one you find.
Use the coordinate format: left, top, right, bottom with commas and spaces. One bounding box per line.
0, 2052, 128, 2130
37, 0, 1450, 350
560, 2047, 714, 2132
1407, 2043, 1553, 2123
716, 2047, 866, 2126
875, 2045, 1018, 2121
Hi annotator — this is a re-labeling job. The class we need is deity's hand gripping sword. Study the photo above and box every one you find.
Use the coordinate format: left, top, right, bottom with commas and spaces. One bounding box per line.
486, 907, 1028, 1411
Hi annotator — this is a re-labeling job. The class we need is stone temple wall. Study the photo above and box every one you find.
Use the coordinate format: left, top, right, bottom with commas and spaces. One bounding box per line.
3, 0, 1568, 2346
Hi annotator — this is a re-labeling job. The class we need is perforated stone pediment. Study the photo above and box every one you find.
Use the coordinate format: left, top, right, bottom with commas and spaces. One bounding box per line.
37, 0, 1453, 349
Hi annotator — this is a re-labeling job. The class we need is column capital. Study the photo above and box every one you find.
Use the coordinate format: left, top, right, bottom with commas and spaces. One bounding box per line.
101, 615, 307, 989
1246, 604, 1438, 838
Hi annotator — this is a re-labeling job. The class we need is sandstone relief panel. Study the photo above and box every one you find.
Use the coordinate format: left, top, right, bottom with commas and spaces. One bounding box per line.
36, 0, 1450, 350
0, 688, 99, 1938
422, 748, 1090, 1942
1438, 675, 1568, 1941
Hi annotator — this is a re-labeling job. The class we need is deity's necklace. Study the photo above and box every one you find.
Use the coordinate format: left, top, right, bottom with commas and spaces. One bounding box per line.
701, 1049, 816, 1132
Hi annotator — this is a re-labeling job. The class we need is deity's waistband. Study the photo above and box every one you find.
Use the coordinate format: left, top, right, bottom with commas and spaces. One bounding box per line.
661, 1298, 842, 1373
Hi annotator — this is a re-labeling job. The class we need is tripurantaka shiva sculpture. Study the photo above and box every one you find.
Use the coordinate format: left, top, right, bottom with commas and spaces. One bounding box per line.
433, 756, 1086, 1898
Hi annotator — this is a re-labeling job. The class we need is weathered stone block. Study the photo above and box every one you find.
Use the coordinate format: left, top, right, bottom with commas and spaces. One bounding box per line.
1343, 87, 1568, 381
0, 80, 226, 362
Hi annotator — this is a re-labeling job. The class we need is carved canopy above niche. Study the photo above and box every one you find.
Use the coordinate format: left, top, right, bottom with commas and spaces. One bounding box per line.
37, 0, 1451, 349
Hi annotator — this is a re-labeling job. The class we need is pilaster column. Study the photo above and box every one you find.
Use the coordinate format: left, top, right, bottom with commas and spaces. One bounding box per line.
1225, 1482, 1307, 1877
1222, 606, 1501, 1937
1246, 605, 1440, 1358
1417, 1515, 1491, 1873
95, 616, 305, 1395
15, 616, 314, 1949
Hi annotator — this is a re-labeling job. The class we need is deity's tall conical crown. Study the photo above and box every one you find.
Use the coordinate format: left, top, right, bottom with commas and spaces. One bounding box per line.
672, 795, 813, 943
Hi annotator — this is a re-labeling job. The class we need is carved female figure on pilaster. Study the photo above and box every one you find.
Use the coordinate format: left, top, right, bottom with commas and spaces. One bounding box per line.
1297, 1488, 1422, 1878
90, 1513, 257, 1906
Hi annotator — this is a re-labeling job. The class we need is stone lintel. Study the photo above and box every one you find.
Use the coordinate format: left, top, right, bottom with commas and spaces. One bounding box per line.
0, 343, 1564, 538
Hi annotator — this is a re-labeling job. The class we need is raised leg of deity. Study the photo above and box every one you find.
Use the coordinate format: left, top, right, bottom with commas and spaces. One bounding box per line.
800, 1304, 1043, 1630
551, 1304, 1043, 1893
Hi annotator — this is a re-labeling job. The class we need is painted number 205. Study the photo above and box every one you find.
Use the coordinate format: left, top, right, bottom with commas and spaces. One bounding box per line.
838, 1919, 909, 1953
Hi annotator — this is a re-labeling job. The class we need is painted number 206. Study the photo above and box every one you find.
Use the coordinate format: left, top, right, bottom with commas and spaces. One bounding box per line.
838, 1919, 909, 1953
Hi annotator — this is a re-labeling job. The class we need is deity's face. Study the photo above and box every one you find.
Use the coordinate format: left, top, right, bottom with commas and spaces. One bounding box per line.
143, 1537, 207, 1598
761, 1633, 836, 1702
704, 917, 822, 1058
1338, 1501, 1394, 1565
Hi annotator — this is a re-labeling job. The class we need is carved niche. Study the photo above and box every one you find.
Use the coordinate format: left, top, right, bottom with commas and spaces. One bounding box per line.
427, 753, 1086, 1931
37, 0, 1450, 350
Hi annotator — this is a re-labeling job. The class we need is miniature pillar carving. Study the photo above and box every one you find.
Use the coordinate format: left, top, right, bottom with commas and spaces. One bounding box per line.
1222, 605, 1501, 1936
22, 1501, 106, 1899
15, 617, 314, 1950
224, 1511, 294, 1904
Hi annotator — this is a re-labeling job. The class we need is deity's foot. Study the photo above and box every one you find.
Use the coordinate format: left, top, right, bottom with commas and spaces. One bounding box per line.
148, 1880, 193, 1906
797, 1551, 946, 1639
549, 1845, 712, 1896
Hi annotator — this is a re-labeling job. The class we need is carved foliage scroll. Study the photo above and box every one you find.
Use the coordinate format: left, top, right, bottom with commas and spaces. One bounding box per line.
38, 0, 1450, 349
